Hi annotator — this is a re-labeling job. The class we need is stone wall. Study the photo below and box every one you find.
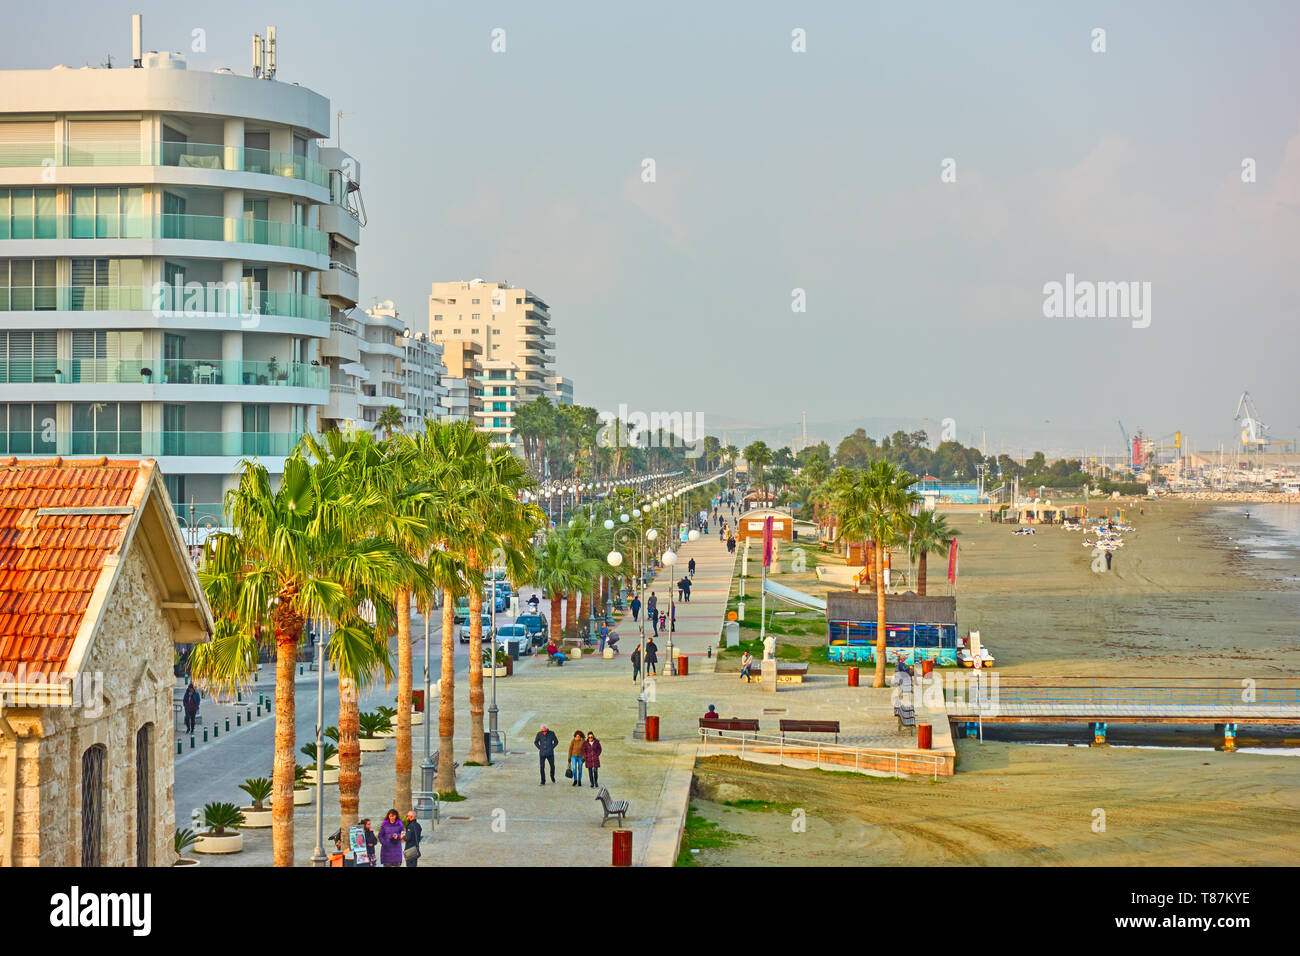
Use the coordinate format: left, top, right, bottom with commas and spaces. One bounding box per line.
1, 538, 177, 867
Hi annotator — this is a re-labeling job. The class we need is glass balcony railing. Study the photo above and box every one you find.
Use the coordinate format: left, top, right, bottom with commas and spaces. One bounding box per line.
57, 431, 297, 457
57, 358, 327, 389
172, 501, 227, 525
9, 213, 330, 254
0, 285, 328, 321
0, 140, 330, 189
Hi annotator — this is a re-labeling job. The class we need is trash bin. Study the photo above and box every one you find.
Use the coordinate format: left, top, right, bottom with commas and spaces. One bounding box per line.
645, 715, 660, 742
412, 690, 425, 713
612, 829, 633, 867
677, 654, 688, 676
848, 666, 859, 687
921, 659, 934, 677
918, 723, 933, 750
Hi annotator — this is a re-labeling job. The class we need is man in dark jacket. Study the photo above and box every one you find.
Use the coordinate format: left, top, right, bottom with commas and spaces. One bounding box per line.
534, 724, 559, 785
403, 810, 423, 867
629, 595, 641, 622
630, 645, 641, 682
647, 592, 658, 636
681, 577, 692, 603
645, 638, 659, 677
182, 682, 200, 734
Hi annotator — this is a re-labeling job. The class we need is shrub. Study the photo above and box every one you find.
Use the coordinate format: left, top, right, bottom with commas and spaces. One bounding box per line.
358, 709, 392, 739
202, 802, 245, 836
300, 741, 338, 764
174, 827, 200, 855
238, 777, 273, 810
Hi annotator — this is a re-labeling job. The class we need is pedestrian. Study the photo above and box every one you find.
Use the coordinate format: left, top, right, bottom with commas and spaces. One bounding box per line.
598, 619, 609, 652
631, 644, 642, 682
583, 732, 603, 788
645, 638, 659, 676
682, 577, 692, 602
630, 595, 641, 622
676, 578, 685, 602
688, 557, 696, 577
378, 809, 405, 867
670, 603, 676, 633
1105, 550, 1113, 571
360, 818, 377, 866
740, 650, 754, 682
658, 610, 666, 634
534, 723, 559, 785
403, 810, 423, 867
647, 591, 658, 624
182, 682, 200, 735
567, 730, 585, 787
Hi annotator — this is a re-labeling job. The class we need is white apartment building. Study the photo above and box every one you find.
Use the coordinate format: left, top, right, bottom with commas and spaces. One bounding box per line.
401, 327, 447, 432
547, 375, 574, 406
0, 20, 360, 526
357, 301, 448, 433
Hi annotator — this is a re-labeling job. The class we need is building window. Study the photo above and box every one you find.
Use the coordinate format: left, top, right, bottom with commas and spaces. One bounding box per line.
135, 724, 153, 867
0, 402, 57, 453
433, 314, 442, 320
0, 188, 57, 239
0, 259, 57, 311
70, 187, 144, 239
0, 330, 57, 383
81, 744, 106, 867
72, 402, 143, 454
471, 298, 480, 304
69, 258, 145, 311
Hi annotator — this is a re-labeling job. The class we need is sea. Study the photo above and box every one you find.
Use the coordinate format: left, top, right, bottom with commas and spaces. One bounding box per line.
1223, 502, 1300, 562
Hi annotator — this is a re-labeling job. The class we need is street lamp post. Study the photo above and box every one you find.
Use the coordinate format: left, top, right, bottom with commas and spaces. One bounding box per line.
662, 546, 677, 676
609, 511, 665, 738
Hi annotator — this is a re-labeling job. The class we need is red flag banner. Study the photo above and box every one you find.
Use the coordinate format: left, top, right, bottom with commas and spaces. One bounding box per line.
947, 537, 959, 584
763, 516, 774, 568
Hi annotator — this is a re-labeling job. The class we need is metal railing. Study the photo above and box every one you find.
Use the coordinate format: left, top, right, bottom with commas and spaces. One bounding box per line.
697, 728, 946, 780
990, 681, 1300, 709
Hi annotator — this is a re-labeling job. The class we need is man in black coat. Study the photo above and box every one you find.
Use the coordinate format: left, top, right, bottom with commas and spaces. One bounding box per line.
534, 724, 559, 785
403, 810, 423, 867
645, 638, 659, 677
182, 682, 200, 734
630, 595, 641, 622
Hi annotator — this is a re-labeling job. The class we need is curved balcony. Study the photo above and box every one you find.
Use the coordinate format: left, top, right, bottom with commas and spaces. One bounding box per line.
5, 213, 328, 255
0, 285, 329, 323
53, 358, 328, 390
0, 140, 330, 189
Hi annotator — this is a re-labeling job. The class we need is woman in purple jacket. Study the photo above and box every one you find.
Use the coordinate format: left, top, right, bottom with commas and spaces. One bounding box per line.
378, 809, 405, 867
582, 732, 603, 789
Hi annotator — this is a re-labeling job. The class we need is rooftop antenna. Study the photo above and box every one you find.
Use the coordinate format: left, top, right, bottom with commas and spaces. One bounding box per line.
131, 14, 142, 68
251, 33, 264, 78
265, 26, 277, 79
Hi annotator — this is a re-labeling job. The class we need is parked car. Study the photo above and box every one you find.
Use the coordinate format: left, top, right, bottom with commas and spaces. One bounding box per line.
486, 587, 509, 614
493, 624, 533, 659
456, 610, 492, 643
515, 613, 548, 647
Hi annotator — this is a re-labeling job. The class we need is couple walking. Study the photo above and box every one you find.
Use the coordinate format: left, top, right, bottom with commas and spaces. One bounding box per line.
535, 724, 602, 787
630, 638, 658, 681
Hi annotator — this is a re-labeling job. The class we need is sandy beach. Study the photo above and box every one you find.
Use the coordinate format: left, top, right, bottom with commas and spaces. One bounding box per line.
692, 499, 1300, 866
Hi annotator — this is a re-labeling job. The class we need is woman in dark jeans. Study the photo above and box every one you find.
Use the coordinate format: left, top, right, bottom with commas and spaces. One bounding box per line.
582, 732, 603, 788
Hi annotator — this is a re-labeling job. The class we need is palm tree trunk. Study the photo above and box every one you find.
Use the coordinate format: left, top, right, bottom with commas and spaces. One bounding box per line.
918, 551, 928, 596
565, 590, 577, 637
337, 673, 361, 832
467, 557, 488, 764
873, 545, 888, 688
866, 539, 877, 593
436, 588, 457, 794
271, 625, 299, 867
394, 587, 413, 814
550, 589, 563, 637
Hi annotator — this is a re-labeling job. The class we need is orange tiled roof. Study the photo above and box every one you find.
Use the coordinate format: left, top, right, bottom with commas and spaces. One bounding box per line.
0, 457, 150, 679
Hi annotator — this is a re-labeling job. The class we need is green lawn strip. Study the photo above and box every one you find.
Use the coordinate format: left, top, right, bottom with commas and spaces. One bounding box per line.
675, 803, 749, 866
722, 798, 801, 813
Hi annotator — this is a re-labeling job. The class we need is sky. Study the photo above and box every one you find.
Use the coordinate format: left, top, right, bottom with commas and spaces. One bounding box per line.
8, 0, 1300, 458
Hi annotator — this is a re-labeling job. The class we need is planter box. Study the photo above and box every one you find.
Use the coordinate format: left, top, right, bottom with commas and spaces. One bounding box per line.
358, 737, 388, 752
304, 767, 339, 785
293, 787, 313, 806
172, 858, 201, 867
240, 807, 274, 828
411, 710, 424, 726
484, 666, 510, 677
194, 831, 243, 854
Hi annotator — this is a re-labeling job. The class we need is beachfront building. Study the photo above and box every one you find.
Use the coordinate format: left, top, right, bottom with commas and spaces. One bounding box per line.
428, 279, 555, 446
826, 592, 959, 665
356, 302, 405, 430
0, 25, 360, 524
737, 506, 794, 543
546, 374, 574, 406
440, 339, 484, 423
0, 457, 213, 867
401, 327, 447, 432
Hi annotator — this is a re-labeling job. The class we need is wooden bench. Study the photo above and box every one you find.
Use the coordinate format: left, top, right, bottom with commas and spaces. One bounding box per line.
742, 662, 809, 684
698, 717, 760, 735
779, 719, 840, 742
595, 786, 629, 827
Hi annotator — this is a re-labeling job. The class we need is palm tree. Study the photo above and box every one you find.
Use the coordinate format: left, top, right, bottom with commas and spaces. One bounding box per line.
461, 447, 542, 764
907, 509, 956, 596
744, 441, 773, 503
191, 454, 402, 865
373, 404, 404, 439
533, 527, 594, 641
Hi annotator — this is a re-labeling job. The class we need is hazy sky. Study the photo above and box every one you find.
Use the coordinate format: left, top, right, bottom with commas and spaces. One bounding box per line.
10, 1, 1299, 457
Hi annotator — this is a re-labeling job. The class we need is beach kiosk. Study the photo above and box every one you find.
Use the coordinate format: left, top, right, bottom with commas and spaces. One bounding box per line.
737, 507, 793, 544
825, 592, 959, 665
